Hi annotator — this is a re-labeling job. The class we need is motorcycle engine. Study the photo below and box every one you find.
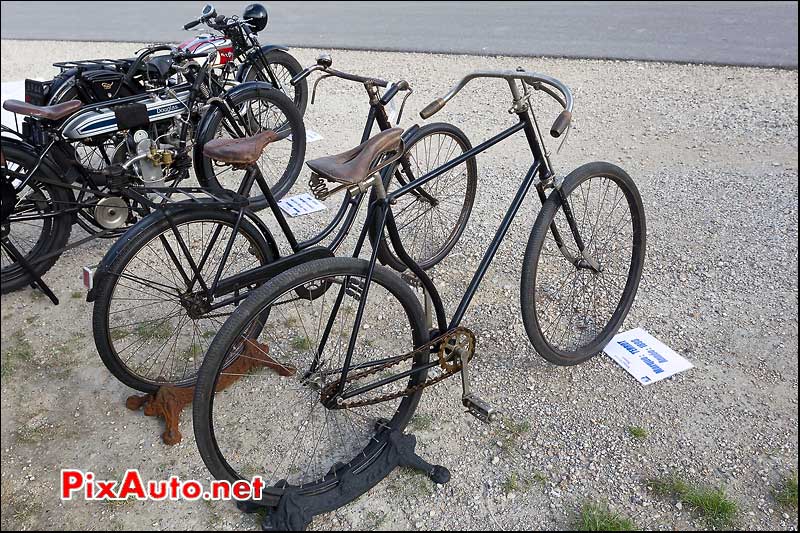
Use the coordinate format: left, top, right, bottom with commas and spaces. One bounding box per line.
94, 125, 181, 229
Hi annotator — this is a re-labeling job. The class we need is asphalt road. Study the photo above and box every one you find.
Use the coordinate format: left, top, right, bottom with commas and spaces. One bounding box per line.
0, 1, 797, 67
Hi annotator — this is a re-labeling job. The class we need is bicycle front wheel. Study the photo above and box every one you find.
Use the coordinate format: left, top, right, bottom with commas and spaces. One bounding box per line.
370, 122, 477, 272
193, 257, 429, 506
194, 84, 306, 206
521, 162, 646, 365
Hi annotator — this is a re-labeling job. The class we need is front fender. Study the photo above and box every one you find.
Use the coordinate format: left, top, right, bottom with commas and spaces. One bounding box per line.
235, 44, 290, 81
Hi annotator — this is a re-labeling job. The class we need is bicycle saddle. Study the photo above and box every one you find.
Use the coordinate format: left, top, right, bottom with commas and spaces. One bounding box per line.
306, 127, 403, 185
202, 130, 281, 166
2, 99, 82, 121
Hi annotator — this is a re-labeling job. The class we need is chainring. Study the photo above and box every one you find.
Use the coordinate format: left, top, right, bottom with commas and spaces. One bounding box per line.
319, 326, 476, 409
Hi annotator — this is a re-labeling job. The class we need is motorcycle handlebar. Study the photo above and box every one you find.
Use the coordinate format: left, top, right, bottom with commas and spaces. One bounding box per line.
183, 19, 202, 30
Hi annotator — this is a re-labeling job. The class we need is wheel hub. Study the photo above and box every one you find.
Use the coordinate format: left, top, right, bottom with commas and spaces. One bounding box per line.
182, 293, 211, 319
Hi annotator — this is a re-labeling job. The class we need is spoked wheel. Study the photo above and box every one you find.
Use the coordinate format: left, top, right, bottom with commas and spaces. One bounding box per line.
91, 208, 276, 393
194, 84, 306, 207
521, 162, 646, 365
1, 145, 73, 293
193, 257, 428, 507
243, 50, 308, 116
370, 122, 477, 272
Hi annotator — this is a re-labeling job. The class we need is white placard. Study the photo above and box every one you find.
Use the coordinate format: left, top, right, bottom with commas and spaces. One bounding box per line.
603, 328, 693, 385
288, 129, 323, 143
305, 129, 324, 143
278, 193, 327, 217
1, 80, 27, 130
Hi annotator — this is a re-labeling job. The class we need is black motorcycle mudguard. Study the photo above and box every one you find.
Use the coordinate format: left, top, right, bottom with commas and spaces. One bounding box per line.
235, 44, 290, 81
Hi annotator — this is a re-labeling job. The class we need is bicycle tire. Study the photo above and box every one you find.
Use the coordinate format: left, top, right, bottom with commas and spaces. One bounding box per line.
369, 122, 477, 272
92, 207, 276, 393
193, 257, 428, 506
521, 161, 646, 365
193, 84, 306, 206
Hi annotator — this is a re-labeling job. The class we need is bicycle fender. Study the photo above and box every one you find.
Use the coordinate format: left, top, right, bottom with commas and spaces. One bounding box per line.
86, 210, 170, 302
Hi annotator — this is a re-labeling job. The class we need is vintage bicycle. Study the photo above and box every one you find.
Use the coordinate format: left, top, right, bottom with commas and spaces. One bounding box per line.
87, 54, 478, 392
191, 69, 646, 529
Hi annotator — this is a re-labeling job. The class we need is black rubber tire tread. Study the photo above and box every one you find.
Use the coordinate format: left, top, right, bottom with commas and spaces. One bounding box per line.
193, 256, 428, 505
91, 207, 273, 393
521, 161, 646, 365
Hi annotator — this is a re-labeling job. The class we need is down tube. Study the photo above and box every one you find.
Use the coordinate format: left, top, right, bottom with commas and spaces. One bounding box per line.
449, 161, 541, 329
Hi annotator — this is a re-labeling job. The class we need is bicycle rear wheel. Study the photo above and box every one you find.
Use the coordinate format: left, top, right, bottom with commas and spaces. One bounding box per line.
91, 208, 275, 393
521, 162, 646, 365
193, 257, 429, 507
370, 122, 477, 272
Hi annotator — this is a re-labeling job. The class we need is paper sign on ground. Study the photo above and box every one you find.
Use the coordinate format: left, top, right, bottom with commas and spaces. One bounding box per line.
278, 193, 327, 217
603, 328, 693, 385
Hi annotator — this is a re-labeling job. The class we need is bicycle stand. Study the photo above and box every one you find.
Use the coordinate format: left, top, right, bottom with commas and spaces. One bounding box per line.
233, 275, 450, 531
236, 428, 450, 531
0, 233, 59, 304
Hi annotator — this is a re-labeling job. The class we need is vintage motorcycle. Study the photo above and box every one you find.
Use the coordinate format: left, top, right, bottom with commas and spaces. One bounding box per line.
27, 4, 307, 114
1, 45, 306, 296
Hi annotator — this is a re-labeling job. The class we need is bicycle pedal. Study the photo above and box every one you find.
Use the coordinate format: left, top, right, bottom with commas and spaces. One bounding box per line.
462, 393, 498, 423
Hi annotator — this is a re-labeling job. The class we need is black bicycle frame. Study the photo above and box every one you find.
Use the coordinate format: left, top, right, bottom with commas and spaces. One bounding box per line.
327, 106, 567, 402
149, 82, 406, 312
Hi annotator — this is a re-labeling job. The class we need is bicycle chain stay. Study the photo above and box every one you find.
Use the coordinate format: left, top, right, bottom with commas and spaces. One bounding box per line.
318, 326, 475, 409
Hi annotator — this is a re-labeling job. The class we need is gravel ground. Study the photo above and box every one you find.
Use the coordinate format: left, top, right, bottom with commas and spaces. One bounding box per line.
1, 40, 798, 531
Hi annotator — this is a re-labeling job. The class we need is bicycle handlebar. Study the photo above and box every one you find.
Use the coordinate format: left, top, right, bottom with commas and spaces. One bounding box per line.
380, 80, 409, 106
290, 56, 389, 88
420, 70, 574, 138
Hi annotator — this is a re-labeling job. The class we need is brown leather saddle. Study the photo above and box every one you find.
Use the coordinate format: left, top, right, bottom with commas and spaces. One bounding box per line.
202, 130, 281, 166
2, 99, 83, 121
306, 127, 404, 185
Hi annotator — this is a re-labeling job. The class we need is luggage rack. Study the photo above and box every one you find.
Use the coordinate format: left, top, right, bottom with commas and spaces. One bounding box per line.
52, 58, 131, 72
125, 186, 251, 210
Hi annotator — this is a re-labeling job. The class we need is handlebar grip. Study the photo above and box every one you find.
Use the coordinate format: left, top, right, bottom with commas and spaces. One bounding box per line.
379, 80, 410, 106
550, 110, 571, 138
419, 98, 445, 119
184, 19, 201, 30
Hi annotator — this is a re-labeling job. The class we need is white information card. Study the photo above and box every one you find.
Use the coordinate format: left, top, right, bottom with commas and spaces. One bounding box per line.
278, 193, 327, 217
603, 328, 693, 385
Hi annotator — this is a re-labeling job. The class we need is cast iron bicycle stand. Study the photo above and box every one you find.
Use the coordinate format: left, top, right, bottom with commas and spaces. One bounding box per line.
235, 429, 450, 531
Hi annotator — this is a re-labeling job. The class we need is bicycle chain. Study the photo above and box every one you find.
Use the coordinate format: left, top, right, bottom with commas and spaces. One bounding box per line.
319, 327, 475, 409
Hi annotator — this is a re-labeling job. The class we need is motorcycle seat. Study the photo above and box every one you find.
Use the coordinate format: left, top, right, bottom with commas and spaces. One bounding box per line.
306, 128, 403, 185
2, 99, 82, 121
203, 130, 281, 166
